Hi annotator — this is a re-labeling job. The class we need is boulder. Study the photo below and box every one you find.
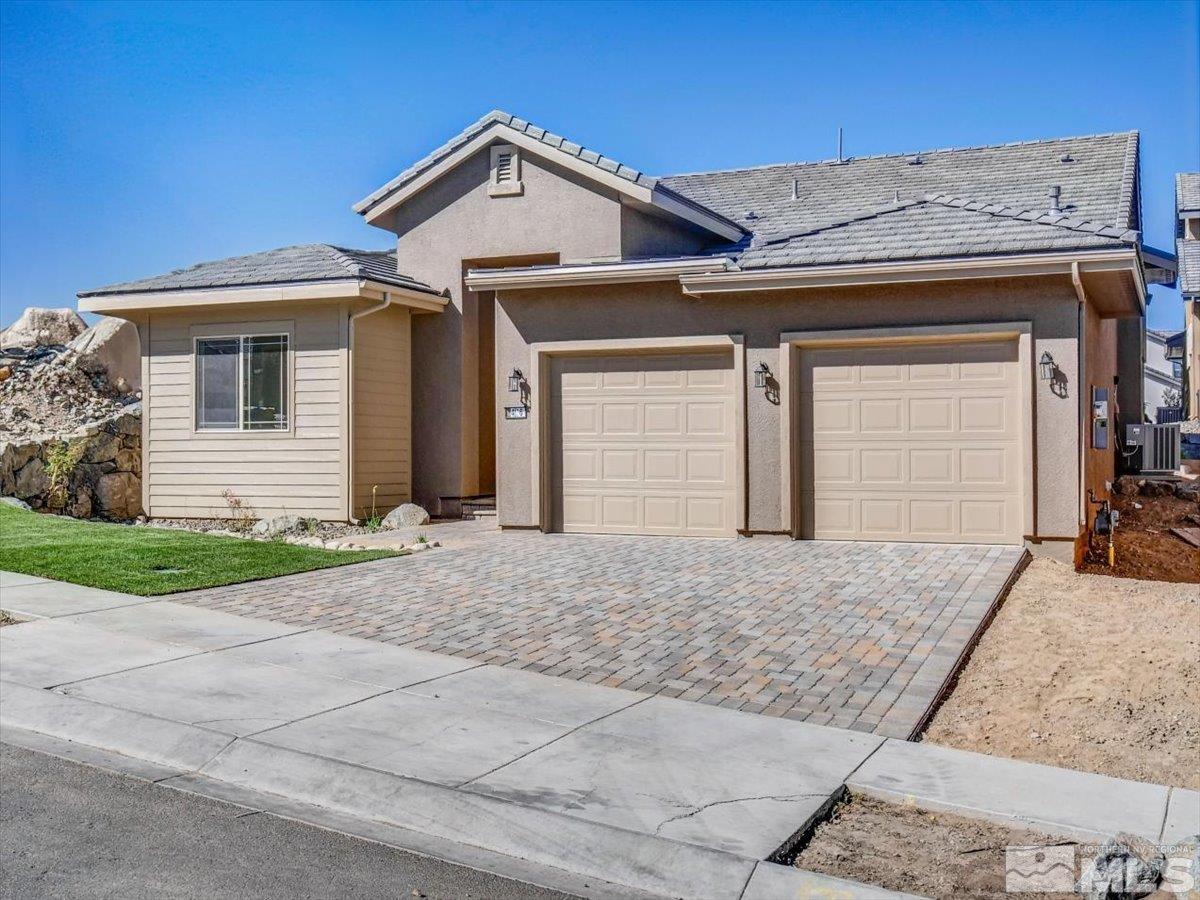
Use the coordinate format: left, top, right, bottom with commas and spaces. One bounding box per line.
65, 317, 141, 389
13, 457, 48, 499
0, 496, 31, 511
1, 307, 87, 349
382, 503, 430, 529
1141, 480, 1174, 497
66, 485, 92, 519
1113, 476, 1142, 497
93, 471, 140, 519
1175, 481, 1200, 501
83, 430, 121, 464
1078, 836, 1164, 899
251, 514, 304, 537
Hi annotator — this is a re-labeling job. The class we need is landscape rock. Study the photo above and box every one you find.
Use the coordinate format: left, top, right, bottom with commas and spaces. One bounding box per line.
93, 471, 140, 519
251, 514, 304, 537
1078, 836, 1164, 899
382, 503, 430, 529
66, 485, 93, 519
1113, 476, 1142, 497
1174, 481, 1200, 501
65, 317, 141, 389
1, 307, 87, 349
0, 496, 32, 510
83, 430, 121, 464
1141, 480, 1175, 497
13, 457, 47, 499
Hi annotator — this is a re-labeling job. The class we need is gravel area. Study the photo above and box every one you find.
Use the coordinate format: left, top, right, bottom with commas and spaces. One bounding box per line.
924, 557, 1200, 788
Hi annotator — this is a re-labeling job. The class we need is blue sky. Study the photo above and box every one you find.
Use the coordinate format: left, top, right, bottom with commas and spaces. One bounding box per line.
2, 0, 1197, 330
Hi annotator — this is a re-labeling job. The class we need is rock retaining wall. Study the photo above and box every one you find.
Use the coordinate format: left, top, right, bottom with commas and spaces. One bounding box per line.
1, 406, 142, 519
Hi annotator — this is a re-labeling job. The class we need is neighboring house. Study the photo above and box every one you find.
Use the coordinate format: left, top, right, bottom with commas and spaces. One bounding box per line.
79, 112, 1172, 558
1176, 172, 1200, 418
1145, 328, 1183, 419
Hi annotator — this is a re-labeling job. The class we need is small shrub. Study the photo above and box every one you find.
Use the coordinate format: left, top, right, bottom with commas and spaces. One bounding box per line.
415, 532, 428, 544
221, 488, 255, 533
301, 517, 319, 535
45, 438, 87, 509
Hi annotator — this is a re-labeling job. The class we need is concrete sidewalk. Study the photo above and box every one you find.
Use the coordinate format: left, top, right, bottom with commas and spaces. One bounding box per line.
2, 572, 1195, 900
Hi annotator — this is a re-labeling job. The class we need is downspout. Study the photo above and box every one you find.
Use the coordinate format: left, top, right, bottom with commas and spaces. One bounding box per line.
346, 291, 394, 522
1071, 262, 1088, 536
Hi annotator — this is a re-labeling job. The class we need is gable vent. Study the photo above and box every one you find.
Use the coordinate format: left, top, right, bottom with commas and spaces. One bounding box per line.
496, 151, 514, 182
488, 144, 523, 197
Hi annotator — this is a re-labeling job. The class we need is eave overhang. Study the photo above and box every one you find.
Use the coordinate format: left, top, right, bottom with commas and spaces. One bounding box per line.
465, 256, 734, 291
77, 279, 448, 315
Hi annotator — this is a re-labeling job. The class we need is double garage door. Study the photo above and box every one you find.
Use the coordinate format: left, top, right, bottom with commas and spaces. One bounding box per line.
548, 339, 1022, 544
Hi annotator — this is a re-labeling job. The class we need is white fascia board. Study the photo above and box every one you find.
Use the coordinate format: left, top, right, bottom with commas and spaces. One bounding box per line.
465, 257, 733, 291
679, 249, 1144, 296
356, 123, 743, 242
78, 279, 446, 314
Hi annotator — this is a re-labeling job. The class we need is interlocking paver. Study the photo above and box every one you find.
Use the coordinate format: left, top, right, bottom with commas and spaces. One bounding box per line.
173, 533, 1023, 738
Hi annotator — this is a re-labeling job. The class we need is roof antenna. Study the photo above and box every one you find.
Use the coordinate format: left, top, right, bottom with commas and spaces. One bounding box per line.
837, 127, 844, 163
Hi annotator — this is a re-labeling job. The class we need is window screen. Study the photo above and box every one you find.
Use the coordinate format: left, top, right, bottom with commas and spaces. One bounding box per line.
195, 334, 288, 431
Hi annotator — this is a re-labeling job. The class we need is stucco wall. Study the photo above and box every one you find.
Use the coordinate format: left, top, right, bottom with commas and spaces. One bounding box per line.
389, 144, 643, 509
495, 275, 1084, 539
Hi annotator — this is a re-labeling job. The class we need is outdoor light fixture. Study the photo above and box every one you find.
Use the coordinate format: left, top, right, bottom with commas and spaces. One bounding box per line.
753, 361, 771, 389
507, 368, 523, 393
1039, 351, 1055, 381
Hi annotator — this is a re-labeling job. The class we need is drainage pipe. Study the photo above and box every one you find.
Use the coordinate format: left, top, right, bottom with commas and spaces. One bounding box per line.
346, 292, 394, 522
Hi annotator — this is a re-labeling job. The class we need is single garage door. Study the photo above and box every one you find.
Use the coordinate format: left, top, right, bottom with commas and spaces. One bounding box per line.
800, 339, 1022, 544
551, 352, 737, 537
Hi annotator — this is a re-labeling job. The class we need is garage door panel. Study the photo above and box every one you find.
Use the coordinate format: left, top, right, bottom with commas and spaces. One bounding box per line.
801, 339, 1021, 544
553, 352, 736, 538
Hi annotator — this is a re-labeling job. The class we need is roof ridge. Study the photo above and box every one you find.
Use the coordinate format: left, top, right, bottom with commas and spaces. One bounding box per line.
922, 193, 1140, 242
1116, 131, 1140, 231
314, 244, 365, 278
661, 130, 1138, 180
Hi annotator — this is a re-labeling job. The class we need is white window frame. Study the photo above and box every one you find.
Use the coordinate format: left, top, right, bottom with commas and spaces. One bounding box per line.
193, 332, 291, 433
488, 143, 523, 197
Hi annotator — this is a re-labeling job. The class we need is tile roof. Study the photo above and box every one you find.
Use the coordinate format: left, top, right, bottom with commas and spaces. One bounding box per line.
1178, 239, 1200, 296
79, 244, 439, 297
1177, 172, 1200, 214
663, 131, 1141, 268
355, 109, 660, 215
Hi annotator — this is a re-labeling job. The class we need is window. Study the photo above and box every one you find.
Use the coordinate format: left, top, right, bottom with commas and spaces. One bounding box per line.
196, 334, 289, 431
488, 143, 523, 197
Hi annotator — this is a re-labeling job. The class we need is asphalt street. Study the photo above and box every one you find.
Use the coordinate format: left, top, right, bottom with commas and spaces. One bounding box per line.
0, 741, 577, 900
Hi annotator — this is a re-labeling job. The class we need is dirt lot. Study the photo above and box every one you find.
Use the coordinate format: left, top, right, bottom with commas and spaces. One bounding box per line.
924, 557, 1200, 789
1080, 490, 1200, 583
794, 794, 1084, 899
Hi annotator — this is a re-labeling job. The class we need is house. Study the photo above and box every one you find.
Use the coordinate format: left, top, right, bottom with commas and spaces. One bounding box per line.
1176, 172, 1200, 418
78, 111, 1171, 558
1145, 328, 1183, 419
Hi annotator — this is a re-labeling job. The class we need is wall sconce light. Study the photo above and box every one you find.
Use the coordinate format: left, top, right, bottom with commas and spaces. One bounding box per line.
507, 368, 524, 393
1038, 352, 1055, 381
753, 361, 771, 389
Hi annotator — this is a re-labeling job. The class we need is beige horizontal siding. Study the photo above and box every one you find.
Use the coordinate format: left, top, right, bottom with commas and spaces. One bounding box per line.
352, 305, 412, 518
144, 303, 349, 520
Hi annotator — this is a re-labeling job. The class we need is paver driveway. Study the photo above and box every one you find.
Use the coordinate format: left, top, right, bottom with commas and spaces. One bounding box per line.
176, 533, 1024, 737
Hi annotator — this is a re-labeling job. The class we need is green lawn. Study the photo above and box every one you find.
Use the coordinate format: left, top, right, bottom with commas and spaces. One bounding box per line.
0, 505, 401, 595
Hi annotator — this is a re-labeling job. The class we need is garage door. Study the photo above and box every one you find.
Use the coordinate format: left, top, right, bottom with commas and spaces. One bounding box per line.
800, 340, 1022, 544
551, 352, 737, 536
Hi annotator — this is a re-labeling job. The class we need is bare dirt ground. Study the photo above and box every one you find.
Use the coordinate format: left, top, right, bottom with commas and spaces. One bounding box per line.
1079, 491, 1200, 583
794, 794, 1084, 899
924, 558, 1200, 789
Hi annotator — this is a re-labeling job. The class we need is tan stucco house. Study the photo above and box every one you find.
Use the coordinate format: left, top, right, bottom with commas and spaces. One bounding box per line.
79, 111, 1170, 556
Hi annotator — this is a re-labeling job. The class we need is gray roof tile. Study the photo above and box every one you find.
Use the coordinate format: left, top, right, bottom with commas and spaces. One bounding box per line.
1178, 239, 1200, 296
664, 131, 1141, 268
79, 244, 439, 297
1176, 172, 1200, 213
